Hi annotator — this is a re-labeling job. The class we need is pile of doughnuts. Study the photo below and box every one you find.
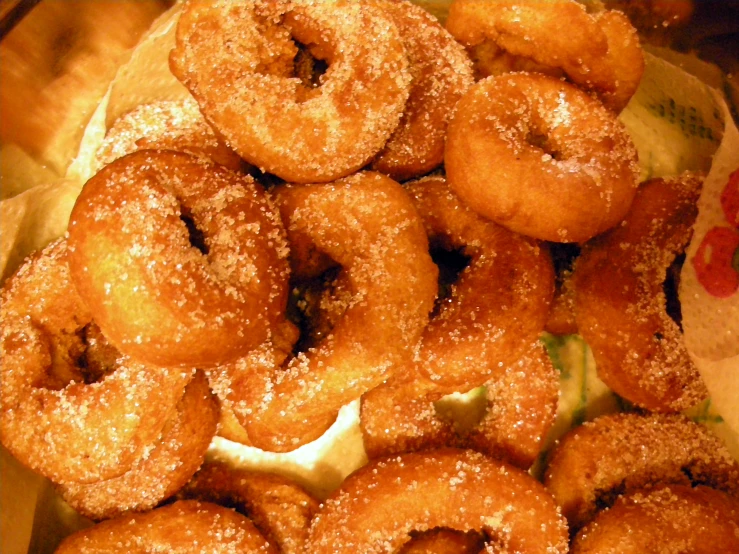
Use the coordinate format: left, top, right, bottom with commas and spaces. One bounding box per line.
1, 0, 737, 551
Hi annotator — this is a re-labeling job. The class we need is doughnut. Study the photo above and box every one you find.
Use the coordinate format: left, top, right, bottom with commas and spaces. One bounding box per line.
362, 340, 558, 468
0, 239, 193, 485
53, 500, 276, 554
169, 0, 412, 183
445, 0, 644, 112
360, 177, 555, 465
571, 485, 739, 554
214, 172, 438, 451
66, 150, 291, 369
95, 99, 244, 171
400, 529, 485, 554
405, 176, 554, 389
56, 370, 218, 521
544, 413, 739, 530
305, 448, 569, 553
179, 461, 319, 554
574, 175, 707, 411
445, 73, 640, 243
368, 0, 474, 181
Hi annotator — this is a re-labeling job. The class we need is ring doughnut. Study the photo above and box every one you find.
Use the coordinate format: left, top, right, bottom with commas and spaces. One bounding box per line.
361, 177, 555, 465
53, 500, 276, 554
544, 413, 739, 530
571, 485, 739, 554
445, 0, 643, 112
67, 150, 291, 369
56, 370, 218, 520
0, 239, 193, 484
404, 176, 553, 389
179, 461, 319, 554
362, 339, 558, 469
368, 0, 473, 181
574, 175, 707, 411
169, 0, 412, 183
445, 73, 640, 243
305, 448, 568, 553
95, 99, 244, 172
215, 171, 438, 451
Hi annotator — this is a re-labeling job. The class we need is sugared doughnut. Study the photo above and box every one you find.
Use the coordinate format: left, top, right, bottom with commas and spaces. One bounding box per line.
445, 73, 640, 243
544, 413, 739, 530
360, 176, 556, 465
180, 461, 319, 554
67, 150, 291, 369
368, 0, 473, 181
574, 175, 707, 411
95, 99, 243, 171
56, 370, 218, 521
53, 500, 276, 554
362, 340, 559, 469
169, 0, 412, 183
571, 485, 739, 554
446, 0, 644, 112
404, 176, 554, 389
213, 172, 438, 451
306, 448, 569, 553
0, 239, 193, 484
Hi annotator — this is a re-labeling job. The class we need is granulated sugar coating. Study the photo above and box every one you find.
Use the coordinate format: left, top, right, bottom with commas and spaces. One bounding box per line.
53, 500, 277, 553
229, 172, 438, 452
0, 239, 193, 485
368, 0, 474, 181
94, 99, 243, 172
544, 412, 739, 530
56, 371, 218, 521
170, 0, 413, 183
306, 448, 568, 553
574, 174, 708, 412
571, 485, 739, 553
446, 72, 640, 243
66, 150, 291, 369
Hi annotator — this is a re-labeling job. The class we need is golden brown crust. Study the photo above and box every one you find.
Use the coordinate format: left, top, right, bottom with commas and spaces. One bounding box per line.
574, 175, 707, 411
56, 371, 219, 521
369, 0, 474, 181
544, 413, 739, 530
169, 0, 412, 183
53, 500, 276, 554
67, 150, 291, 369
214, 171, 438, 452
0, 239, 192, 484
446, 0, 644, 112
306, 448, 569, 554
180, 461, 319, 554
572, 485, 739, 554
445, 73, 639, 243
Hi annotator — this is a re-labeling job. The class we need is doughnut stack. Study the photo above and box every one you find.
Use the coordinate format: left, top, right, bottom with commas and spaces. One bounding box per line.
1, 0, 737, 551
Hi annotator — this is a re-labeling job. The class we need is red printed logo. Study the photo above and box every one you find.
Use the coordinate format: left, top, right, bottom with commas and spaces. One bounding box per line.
691, 167, 739, 298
